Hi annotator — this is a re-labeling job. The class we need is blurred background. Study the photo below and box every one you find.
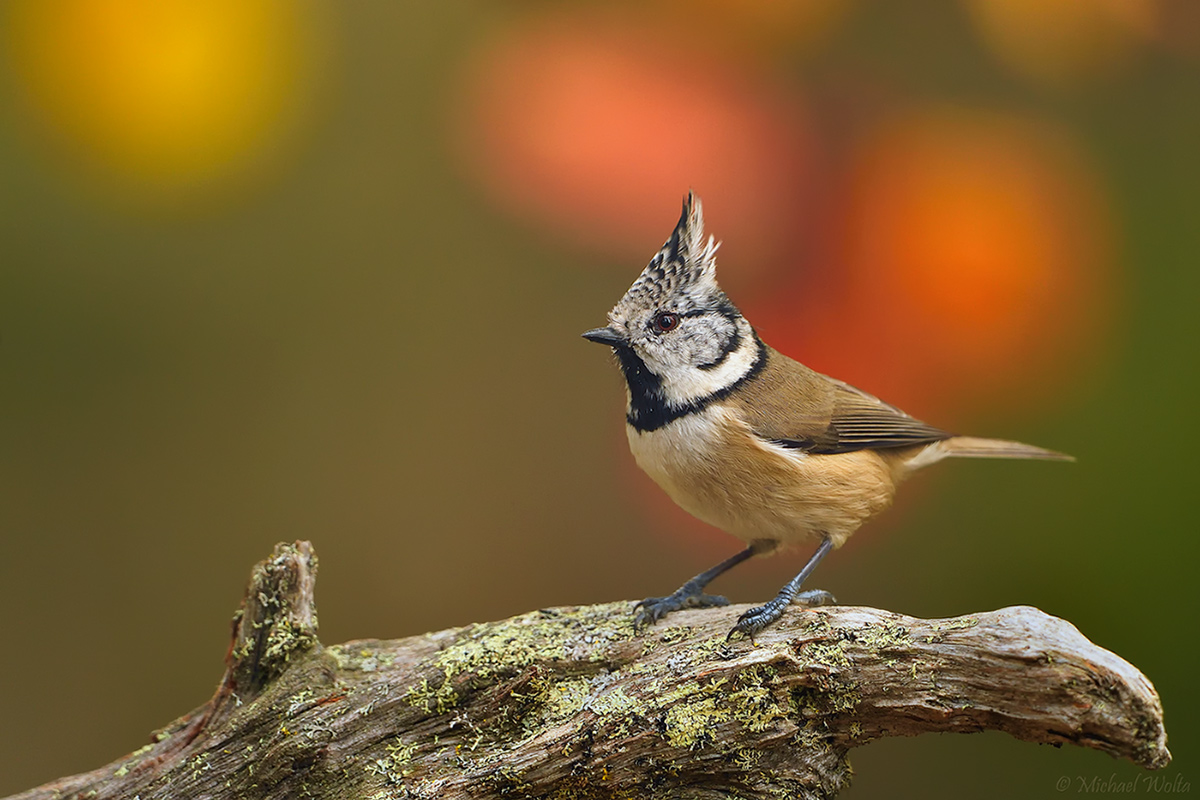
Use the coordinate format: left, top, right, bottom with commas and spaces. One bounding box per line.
0, 1, 1196, 796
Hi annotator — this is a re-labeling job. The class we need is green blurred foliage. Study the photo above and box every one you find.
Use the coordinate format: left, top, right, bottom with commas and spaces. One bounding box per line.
0, 2, 1196, 797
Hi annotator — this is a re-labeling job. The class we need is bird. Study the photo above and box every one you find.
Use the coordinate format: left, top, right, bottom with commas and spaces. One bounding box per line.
582, 192, 1073, 641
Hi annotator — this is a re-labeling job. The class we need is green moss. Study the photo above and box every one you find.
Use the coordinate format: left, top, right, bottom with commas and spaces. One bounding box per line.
830, 686, 862, 713
726, 666, 793, 733
543, 770, 641, 800
789, 619, 931, 715
805, 640, 852, 669
657, 625, 695, 644
538, 676, 592, 728
587, 684, 639, 718
404, 676, 459, 714
261, 618, 318, 670
112, 742, 156, 778
693, 634, 737, 658
734, 748, 763, 770
348, 604, 884, 796
792, 718, 834, 749
652, 664, 801, 751
384, 737, 419, 778
189, 751, 212, 781
665, 695, 732, 749
855, 622, 911, 651
432, 603, 635, 682
391, 604, 638, 721
489, 765, 535, 796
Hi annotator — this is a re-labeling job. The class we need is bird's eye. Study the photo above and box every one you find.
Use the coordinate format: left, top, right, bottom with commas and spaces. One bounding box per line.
652, 312, 680, 333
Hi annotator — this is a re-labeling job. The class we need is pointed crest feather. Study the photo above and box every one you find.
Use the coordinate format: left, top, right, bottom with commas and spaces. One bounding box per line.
614, 193, 722, 315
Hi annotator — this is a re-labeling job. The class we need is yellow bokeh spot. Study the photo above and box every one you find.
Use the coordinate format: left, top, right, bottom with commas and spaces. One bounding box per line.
5, 0, 319, 195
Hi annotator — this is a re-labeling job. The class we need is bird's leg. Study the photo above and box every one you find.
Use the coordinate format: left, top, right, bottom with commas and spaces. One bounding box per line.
728, 536, 836, 641
634, 546, 757, 629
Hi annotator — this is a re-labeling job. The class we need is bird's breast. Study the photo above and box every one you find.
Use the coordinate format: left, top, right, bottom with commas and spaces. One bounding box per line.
625, 404, 900, 548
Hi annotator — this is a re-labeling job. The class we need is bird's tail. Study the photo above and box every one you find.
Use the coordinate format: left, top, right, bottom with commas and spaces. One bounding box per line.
941, 436, 1074, 461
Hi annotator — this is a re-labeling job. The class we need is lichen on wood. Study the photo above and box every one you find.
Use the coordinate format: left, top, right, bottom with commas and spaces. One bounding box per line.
4, 541, 1170, 800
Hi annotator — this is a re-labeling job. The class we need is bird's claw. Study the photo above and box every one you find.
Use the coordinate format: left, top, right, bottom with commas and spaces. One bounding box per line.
726, 601, 783, 643
726, 589, 837, 642
633, 591, 729, 630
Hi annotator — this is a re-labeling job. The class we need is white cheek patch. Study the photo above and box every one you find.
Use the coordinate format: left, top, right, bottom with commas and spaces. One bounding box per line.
660, 335, 760, 407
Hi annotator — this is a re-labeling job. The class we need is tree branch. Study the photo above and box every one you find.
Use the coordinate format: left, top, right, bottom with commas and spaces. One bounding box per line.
5, 541, 1169, 800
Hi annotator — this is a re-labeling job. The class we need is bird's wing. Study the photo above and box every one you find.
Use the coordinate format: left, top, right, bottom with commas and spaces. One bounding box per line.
734, 348, 954, 455
793, 378, 954, 454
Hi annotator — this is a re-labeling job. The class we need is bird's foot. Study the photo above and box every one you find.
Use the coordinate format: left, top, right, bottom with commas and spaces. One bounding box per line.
634, 588, 730, 630
727, 589, 836, 642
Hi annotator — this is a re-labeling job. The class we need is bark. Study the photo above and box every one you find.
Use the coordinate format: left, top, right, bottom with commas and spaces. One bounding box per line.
6, 541, 1169, 800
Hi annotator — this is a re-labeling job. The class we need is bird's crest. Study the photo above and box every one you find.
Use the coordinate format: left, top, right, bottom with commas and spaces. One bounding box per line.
610, 193, 723, 320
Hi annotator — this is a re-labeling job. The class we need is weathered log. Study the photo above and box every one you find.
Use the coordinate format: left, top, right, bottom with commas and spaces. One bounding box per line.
5, 541, 1169, 800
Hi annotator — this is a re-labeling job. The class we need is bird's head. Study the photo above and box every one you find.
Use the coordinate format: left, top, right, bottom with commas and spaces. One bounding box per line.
583, 193, 760, 419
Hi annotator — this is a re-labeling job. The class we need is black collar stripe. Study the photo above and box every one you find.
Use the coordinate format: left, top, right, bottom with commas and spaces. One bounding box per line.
621, 338, 767, 432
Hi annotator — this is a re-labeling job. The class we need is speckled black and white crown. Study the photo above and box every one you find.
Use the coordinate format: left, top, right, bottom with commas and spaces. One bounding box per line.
609, 193, 727, 321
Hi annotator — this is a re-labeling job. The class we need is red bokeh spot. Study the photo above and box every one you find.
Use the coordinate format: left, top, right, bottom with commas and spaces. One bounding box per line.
454, 12, 817, 274
752, 110, 1114, 420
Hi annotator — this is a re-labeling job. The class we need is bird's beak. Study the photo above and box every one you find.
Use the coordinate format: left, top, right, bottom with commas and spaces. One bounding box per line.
581, 326, 627, 347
